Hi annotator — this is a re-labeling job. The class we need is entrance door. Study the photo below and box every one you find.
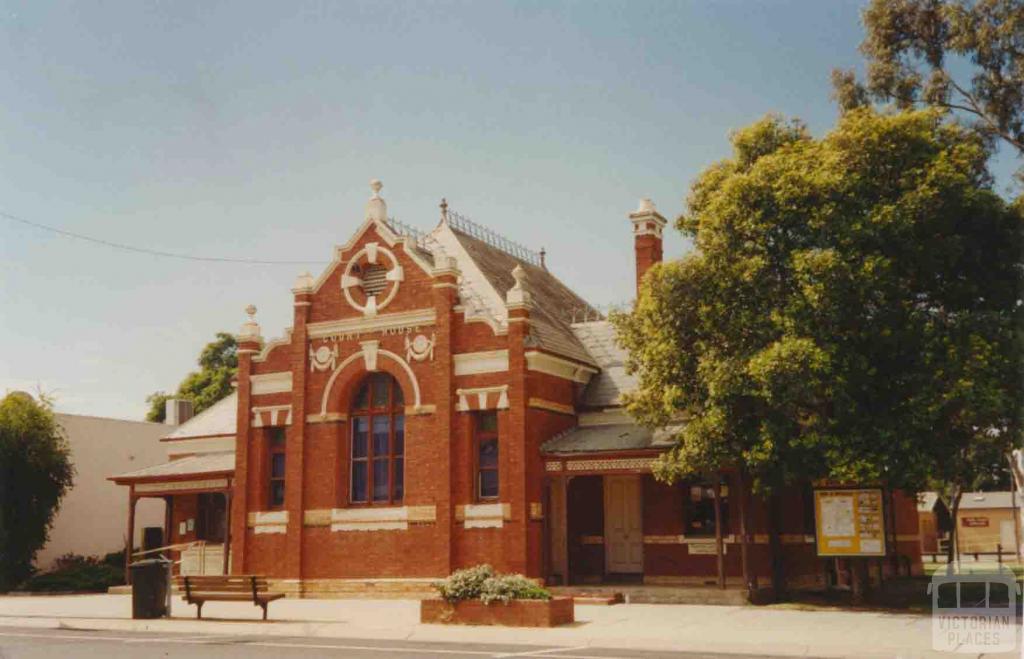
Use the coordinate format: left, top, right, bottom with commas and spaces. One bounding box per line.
604, 475, 643, 574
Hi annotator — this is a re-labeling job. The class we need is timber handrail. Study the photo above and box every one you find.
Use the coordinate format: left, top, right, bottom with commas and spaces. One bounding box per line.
131, 540, 206, 558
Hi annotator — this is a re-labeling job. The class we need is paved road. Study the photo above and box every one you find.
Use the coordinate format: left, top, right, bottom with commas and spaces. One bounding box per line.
0, 625, 816, 658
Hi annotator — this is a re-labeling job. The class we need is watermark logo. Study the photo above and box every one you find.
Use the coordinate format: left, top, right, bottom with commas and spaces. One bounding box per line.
928, 568, 1020, 653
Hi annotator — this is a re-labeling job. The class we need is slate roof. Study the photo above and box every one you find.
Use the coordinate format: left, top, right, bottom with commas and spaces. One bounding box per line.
110, 451, 236, 483
163, 393, 237, 440
541, 423, 681, 455
958, 491, 1022, 510
450, 228, 599, 367
570, 321, 636, 408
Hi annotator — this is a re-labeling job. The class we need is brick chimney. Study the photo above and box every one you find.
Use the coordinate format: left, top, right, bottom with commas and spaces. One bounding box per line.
630, 198, 666, 295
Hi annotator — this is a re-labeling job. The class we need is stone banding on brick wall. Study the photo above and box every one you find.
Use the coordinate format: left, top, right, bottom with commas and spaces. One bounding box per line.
455, 503, 511, 529
250, 372, 293, 395
453, 350, 509, 375
248, 510, 288, 534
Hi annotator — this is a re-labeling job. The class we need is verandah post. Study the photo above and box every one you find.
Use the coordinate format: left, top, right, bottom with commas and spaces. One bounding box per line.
125, 491, 137, 584
222, 488, 232, 575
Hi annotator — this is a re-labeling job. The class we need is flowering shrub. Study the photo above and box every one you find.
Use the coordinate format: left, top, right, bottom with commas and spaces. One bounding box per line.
433, 564, 495, 602
479, 573, 550, 605
433, 564, 551, 605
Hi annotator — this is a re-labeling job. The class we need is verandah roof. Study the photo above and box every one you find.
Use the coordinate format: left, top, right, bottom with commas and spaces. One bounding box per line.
540, 423, 681, 455
109, 451, 235, 484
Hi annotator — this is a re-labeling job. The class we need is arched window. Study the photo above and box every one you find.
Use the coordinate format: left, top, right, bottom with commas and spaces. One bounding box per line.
350, 372, 404, 504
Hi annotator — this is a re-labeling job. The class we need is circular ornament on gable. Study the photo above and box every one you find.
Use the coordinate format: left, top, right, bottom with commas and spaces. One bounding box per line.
340, 242, 404, 316
315, 345, 333, 363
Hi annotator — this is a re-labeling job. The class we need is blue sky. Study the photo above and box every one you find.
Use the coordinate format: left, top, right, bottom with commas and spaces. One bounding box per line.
1, 1, 1019, 420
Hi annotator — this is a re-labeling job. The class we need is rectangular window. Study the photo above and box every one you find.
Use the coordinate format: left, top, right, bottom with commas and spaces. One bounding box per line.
268, 427, 286, 508
475, 411, 499, 500
684, 481, 729, 537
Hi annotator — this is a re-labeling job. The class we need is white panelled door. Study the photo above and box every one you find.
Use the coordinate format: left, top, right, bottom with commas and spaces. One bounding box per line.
604, 475, 643, 573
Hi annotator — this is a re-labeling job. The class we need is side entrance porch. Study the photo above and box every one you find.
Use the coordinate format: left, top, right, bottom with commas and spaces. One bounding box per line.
541, 454, 821, 598
110, 452, 236, 581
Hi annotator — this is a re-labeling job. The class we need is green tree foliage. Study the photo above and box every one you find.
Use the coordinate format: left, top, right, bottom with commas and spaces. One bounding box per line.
833, 0, 1023, 158
613, 110, 1022, 500
0, 393, 74, 591
146, 332, 238, 423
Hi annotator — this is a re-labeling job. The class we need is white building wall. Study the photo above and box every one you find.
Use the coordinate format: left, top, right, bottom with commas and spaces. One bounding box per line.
35, 414, 172, 568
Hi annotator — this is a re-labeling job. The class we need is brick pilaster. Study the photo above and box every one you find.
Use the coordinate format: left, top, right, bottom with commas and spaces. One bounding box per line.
432, 258, 459, 575
231, 310, 261, 574
504, 276, 532, 574
285, 285, 312, 577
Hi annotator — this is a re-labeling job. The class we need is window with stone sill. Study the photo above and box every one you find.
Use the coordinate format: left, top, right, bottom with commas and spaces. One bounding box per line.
475, 411, 499, 501
267, 427, 286, 509
349, 372, 404, 505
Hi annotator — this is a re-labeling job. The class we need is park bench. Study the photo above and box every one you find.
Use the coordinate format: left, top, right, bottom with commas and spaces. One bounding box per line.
176, 575, 284, 620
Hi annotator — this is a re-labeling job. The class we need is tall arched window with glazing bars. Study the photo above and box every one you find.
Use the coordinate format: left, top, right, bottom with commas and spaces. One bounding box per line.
349, 373, 404, 504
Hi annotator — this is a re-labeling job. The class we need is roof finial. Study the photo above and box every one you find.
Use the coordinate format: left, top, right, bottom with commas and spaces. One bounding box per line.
240, 304, 261, 341
440, 197, 449, 225
539, 247, 546, 270
511, 264, 526, 289
506, 264, 532, 309
365, 179, 387, 222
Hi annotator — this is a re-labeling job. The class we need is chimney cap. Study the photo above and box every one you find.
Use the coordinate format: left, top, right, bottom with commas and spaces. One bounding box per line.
630, 198, 666, 222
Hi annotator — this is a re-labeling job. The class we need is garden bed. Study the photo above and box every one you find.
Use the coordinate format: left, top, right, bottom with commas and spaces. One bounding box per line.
421, 596, 574, 627
424, 564, 574, 627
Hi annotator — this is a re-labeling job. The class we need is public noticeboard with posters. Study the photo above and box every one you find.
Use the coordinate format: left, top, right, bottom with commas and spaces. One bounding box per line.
814, 488, 886, 557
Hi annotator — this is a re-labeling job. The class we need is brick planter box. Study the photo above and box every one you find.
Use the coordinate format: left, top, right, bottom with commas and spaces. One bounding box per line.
420, 597, 574, 627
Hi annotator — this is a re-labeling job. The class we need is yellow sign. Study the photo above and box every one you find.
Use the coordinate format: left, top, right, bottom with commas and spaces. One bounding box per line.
814, 488, 886, 557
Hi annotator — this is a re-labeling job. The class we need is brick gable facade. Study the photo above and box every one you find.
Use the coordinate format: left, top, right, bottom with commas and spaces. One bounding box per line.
113, 183, 923, 596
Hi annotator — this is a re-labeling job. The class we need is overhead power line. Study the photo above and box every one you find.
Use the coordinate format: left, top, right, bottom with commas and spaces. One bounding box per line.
1, 209, 328, 265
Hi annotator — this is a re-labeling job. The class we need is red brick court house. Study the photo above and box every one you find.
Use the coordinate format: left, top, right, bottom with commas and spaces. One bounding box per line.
113, 181, 923, 596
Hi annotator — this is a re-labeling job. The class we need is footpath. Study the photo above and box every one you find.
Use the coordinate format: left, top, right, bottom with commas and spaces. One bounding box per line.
0, 593, 1015, 658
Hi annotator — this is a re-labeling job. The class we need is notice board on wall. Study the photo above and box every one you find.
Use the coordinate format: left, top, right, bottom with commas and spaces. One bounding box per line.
814, 488, 886, 557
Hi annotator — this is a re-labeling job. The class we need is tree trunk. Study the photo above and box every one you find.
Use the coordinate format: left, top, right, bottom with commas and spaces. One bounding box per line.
738, 469, 757, 600
946, 486, 962, 575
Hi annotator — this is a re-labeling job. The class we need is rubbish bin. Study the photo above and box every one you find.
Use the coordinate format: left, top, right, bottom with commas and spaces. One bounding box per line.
130, 559, 169, 619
